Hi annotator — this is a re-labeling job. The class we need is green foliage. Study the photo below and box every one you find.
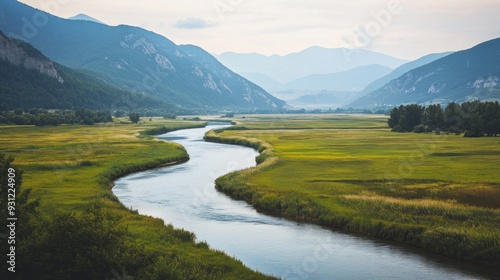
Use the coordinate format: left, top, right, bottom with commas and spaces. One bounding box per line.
163, 113, 177, 120
0, 121, 275, 280
208, 114, 500, 267
114, 110, 126, 118
18, 204, 152, 280
422, 104, 444, 130
0, 59, 167, 112
129, 112, 141, 124
388, 101, 500, 136
222, 112, 235, 118
388, 104, 424, 132
413, 124, 426, 133
0, 109, 113, 126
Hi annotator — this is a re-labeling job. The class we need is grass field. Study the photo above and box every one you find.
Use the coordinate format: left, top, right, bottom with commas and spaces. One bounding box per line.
207, 114, 500, 266
0, 118, 276, 279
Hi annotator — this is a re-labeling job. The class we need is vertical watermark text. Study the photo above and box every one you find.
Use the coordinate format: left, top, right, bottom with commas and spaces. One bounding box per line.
6, 167, 17, 273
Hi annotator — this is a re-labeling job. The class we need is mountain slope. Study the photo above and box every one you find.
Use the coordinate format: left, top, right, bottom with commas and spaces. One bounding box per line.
284, 64, 392, 92
360, 52, 454, 95
215, 47, 407, 84
1, 0, 285, 111
239, 72, 284, 93
350, 39, 500, 108
0, 31, 166, 111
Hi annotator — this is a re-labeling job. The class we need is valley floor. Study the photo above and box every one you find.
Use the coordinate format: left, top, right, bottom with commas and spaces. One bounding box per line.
0, 118, 276, 279
206, 114, 500, 267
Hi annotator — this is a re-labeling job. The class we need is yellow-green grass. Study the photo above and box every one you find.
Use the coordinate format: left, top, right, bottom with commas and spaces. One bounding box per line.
0, 118, 276, 279
209, 114, 500, 266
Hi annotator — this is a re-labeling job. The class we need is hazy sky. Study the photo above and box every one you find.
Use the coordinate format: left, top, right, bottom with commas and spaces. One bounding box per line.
18, 0, 500, 60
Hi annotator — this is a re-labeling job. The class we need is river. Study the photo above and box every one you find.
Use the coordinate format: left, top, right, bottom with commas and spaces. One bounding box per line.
113, 123, 498, 279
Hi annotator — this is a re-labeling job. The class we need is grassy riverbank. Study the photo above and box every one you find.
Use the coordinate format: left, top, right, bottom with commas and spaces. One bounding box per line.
207, 114, 500, 267
0, 118, 277, 279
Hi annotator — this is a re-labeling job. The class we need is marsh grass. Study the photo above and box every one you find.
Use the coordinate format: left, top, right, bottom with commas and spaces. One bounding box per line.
210, 114, 500, 266
0, 118, 277, 279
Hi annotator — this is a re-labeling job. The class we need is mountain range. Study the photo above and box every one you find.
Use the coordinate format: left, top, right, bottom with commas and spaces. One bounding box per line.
1, 1, 498, 112
0, 0, 285, 112
350, 38, 500, 108
214, 47, 407, 84
215, 47, 409, 108
285, 52, 454, 109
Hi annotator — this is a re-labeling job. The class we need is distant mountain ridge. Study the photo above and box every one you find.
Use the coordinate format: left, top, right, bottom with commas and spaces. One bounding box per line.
215, 47, 407, 84
350, 38, 500, 108
284, 64, 393, 92
1, 0, 285, 112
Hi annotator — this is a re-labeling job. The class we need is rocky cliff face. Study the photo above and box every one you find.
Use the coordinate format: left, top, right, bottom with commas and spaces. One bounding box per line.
0, 33, 64, 83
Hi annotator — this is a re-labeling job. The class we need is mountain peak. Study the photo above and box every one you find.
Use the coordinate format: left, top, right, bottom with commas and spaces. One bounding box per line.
68, 14, 105, 25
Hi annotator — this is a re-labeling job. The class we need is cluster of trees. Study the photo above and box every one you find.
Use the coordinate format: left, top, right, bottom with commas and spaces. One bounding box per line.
388, 101, 500, 137
0, 109, 112, 126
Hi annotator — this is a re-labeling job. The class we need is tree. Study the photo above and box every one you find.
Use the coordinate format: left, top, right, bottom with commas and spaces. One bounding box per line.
422, 104, 444, 130
14, 108, 24, 115
388, 106, 402, 129
163, 113, 177, 120
443, 102, 464, 132
388, 105, 424, 132
482, 101, 500, 136
129, 112, 140, 124
114, 110, 126, 118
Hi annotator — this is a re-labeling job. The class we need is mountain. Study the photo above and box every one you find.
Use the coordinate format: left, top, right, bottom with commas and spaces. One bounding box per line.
1, 0, 285, 112
239, 72, 284, 93
286, 54, 452, 110
0, 30, 63, 83
284, 64, 392, 92
349, 38, 500, 108
68, 14, 105, 25
359, 52, 454, 95
215, 46, 407, 84
0, 31, 165, 111
287, 91, 362, 109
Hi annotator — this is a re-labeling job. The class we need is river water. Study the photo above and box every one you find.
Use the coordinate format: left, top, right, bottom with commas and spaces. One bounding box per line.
113, 123, 498, 279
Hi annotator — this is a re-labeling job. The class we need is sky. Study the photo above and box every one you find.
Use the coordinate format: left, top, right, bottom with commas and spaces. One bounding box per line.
18, 0, 500, 60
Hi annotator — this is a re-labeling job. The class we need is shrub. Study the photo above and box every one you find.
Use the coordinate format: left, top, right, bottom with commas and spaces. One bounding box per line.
413, 124, 426, 133
391, 125, 404, 132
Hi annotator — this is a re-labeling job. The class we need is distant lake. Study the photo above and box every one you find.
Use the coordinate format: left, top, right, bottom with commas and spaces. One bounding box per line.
113, 123, 498, 279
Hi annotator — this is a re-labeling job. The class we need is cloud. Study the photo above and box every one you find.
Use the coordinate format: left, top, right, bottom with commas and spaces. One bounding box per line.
174, 17, 217, 29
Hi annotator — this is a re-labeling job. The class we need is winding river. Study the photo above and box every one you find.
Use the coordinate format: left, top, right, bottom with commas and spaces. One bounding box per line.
113, 123, 498, 279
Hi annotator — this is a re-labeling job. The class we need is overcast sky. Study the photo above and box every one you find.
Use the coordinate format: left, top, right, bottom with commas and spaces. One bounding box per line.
19, 0, 500, 60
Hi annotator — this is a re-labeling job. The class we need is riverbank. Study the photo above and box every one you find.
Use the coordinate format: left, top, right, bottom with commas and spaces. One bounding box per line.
0, 118, 277, 279
205, 114, 500, 267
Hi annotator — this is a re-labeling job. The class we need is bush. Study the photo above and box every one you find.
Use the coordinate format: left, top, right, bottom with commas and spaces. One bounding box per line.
391, 125, 404, 132
163, 113, 177, 120
129, 112, 140, 124
413, 124, 426, 133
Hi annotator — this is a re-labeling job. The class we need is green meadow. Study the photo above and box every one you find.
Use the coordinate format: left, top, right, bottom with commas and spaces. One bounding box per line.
207, 114, 500, 266
0, 118, 276, 279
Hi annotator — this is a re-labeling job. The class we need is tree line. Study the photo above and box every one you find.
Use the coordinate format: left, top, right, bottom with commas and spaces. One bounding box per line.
0, 109, 112, 126
388, 101, 500, 137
